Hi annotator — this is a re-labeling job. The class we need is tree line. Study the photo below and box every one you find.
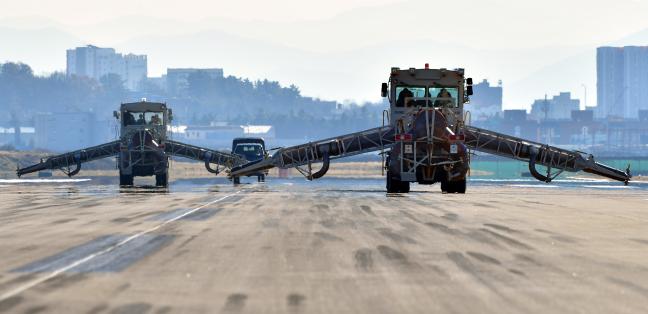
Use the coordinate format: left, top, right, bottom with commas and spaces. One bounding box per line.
0, 62, 386, 139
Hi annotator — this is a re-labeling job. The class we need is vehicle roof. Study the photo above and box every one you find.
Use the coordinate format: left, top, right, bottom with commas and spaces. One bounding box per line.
233, 137, 265, 141
232, 137, 265, 150
121, 101, 167, 111
390, 67, 464, 87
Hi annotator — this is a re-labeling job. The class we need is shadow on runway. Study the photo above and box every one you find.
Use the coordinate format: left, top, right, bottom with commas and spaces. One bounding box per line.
119, 185, 169, 194
324, 189, 386, 194
322, 189, 433, 195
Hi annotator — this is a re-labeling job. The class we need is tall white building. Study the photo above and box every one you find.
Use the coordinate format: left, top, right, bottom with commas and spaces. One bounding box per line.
66, 45, 147, 90
597, 46, 648, 119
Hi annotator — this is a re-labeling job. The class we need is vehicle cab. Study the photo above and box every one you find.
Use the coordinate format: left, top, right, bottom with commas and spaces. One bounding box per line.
232, 138, 265, 162
382, 65, 472, 128
114, 101, 172, 141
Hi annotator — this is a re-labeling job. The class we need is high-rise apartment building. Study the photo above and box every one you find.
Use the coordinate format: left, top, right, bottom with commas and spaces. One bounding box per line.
597, 46, 648, 119
66, 45, 147, 90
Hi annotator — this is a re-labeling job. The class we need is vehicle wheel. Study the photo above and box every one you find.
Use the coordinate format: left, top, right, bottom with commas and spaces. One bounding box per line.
119, 173, 133, 186
155, 173, 168, 187
233, 176, 240, 185
440, 179, 448, 193
386, 171, 398, 193
444, 179, 466, 194
400, 181, 410, 193
453, 179, 467, 194
387, 171, 408, 193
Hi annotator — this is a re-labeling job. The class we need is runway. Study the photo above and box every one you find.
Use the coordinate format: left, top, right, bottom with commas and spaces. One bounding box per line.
0, 177, 647, 313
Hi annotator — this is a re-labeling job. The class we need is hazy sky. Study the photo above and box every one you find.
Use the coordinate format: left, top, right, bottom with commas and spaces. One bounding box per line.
0, 0, 400, 23
2, 0, 648, 107
3, 0, 646, 44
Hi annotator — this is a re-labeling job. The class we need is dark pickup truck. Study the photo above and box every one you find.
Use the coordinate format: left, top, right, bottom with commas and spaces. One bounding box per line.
231, 137, 268, 184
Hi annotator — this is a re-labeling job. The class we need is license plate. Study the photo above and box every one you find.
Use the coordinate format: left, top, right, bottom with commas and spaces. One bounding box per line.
450, 144, 458, 154
404, 144, 413, 154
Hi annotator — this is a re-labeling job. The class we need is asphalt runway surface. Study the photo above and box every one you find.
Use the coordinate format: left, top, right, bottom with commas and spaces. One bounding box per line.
0, 177, 647, 313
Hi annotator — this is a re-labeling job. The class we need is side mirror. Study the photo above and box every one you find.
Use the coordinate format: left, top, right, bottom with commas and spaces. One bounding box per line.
381, 83, 388, 97
466, 78, 473, 85
466, 85, 474, 96
113, 111, 120, 119
168, 109, 173, 121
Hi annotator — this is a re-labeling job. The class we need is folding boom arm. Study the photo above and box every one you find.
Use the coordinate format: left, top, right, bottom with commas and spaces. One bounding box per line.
164, 140, 246, 175
16, 141, 122, 177
230, 125, 396, 179
462, 125, 631, 183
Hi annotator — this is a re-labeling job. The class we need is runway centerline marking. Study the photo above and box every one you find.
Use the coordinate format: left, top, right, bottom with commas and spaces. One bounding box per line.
0, 190, 242, 301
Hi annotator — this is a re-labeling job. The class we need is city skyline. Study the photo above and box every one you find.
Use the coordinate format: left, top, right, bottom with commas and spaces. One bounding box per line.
1, 0, 648, 109
56, 44, 648, 119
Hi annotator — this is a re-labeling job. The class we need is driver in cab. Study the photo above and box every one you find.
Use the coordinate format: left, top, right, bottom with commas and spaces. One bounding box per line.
150, 114, 162, 125
396, 88, 414, 107
434, 88, 453, 108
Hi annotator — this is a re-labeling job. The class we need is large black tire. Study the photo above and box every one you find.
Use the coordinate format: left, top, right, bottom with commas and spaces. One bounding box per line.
387, 171, 410, 193
386, 171, 398, 193
155, 173, 168, 187
443, 179, 466, 194
440, 179, 448, 193
233, 176, 241, 185
453, 180, 467, 194
119, 173, 133, 186
400, 181, 410, 193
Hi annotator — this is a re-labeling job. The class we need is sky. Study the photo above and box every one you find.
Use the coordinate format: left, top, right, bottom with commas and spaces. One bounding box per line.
1, 0, 648, 108
0, 0, 399, 23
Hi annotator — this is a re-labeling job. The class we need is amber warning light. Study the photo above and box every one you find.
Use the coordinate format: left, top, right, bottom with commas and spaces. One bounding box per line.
448, 134, 465, 142
395, 134, 413, 141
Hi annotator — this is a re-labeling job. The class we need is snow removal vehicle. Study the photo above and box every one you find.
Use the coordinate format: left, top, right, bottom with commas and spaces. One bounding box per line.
16, 101, 245, 187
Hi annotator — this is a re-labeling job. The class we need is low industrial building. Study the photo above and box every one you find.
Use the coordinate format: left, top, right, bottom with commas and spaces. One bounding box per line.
34, 112, 116, 152
0, 127, 36, 149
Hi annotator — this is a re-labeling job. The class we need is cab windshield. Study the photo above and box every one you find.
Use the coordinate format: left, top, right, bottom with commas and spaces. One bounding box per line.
234, 144, 264, 161
395, 86, 459, 108
123, 111, 164, 126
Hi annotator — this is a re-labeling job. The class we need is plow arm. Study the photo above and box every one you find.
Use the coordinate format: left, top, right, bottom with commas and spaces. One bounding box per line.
230, 125, 396, 178
16, 141, 122, 177
462, 125, 631, 183
164, 140, 246, 175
